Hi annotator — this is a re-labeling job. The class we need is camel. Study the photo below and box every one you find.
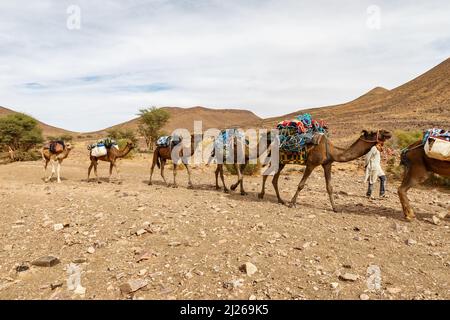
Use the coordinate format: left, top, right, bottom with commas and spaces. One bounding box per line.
41, 143, 73, 183
258, 130, 392, 211
398, 141, 450, 221
87, 141, 135, 184
149, 134, 200, 188
213, 132, 272, 195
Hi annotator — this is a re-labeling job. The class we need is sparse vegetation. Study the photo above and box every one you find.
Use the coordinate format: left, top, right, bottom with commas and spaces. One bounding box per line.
106, 128, 138, 145
46, 134, 73, 142
0, 113, 43, 162
225, 162, 261, 176
138, 107, 170, 150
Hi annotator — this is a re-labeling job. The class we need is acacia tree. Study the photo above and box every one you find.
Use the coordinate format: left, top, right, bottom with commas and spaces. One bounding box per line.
0, 113, 43, 152
138, 107, 170, 150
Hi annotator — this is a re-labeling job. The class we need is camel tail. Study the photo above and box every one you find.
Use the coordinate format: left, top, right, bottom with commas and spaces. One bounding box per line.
155, 149, 161, 169
400, 149, 409, 167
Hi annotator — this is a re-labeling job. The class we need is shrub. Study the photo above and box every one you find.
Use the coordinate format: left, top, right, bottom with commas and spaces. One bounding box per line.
0, 113, 43, 161
225, 162, 261, 176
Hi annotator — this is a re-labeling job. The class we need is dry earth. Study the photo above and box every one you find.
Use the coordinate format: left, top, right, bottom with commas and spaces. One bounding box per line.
0, 146, 449, 300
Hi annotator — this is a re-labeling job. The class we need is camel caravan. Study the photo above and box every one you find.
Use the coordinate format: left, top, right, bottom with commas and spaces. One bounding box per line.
40, 113, 450, 222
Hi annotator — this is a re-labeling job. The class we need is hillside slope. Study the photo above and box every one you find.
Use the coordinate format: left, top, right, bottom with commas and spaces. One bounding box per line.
263, 58, 450, 139
0, 106, 76, 137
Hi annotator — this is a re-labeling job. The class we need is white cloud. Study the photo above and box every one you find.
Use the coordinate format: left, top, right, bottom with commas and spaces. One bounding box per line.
0, 0, 449, 131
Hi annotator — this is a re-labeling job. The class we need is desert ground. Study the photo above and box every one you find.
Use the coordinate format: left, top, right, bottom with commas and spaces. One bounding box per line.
0, 144, 449, 300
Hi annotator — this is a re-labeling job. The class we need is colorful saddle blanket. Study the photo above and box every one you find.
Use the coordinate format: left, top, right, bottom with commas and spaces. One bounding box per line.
277, 113, 328, 153
48, 140, 65, 154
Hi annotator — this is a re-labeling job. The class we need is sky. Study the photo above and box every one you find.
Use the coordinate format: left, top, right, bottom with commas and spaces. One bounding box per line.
0, 0, 449, 132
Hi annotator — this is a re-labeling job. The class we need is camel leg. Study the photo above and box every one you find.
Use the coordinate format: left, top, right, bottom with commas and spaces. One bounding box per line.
56, 161, 62, 183
398, 165, 429, 221
230, 163, 245, 194
88, 161, 94, 182
114, 162, 122, 184
272, 164, 286, 204
237, 164, 247, 195
160, 160, 168, 186
172, 164, 178, 188
185, 163, 194, 189
109, 162, 113, 182
219, 165, 229, 193
323, 163, 337, 212
215, 165, 220, 190
258, 173, 270, 199
43, 159, 49, 181
46, 160, 56, 182
289, 164, 317, 208
93, 161, 100, 184
149, 159, 156, 185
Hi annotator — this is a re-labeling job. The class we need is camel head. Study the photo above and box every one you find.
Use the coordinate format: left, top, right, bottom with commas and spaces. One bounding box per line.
124, 140, 135, 150
361, 129, 392, 144
66, 143, 73, 150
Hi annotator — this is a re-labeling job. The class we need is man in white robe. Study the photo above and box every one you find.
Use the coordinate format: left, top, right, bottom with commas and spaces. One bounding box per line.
364, 143, 387, 198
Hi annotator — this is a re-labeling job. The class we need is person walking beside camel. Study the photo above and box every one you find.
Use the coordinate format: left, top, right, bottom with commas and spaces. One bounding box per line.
364, 142, 387, 199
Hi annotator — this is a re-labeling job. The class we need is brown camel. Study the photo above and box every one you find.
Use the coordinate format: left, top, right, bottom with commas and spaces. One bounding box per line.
213, 133, 272, 195
149, 134, 200, 188
398, 141, 450, 221
41, 143, 73, 183
258, 130, 392, 211
88, 141, 135, 183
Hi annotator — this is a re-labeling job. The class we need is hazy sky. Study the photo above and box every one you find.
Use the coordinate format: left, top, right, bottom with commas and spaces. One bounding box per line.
0, 0, 449, 132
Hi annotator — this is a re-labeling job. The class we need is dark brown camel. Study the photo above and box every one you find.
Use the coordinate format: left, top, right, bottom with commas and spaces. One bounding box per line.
213, 133, 272, 195
398, 141, 450, 221
149, 134, 200, 188
88, 141, 135, 183
258, 130, 392, 211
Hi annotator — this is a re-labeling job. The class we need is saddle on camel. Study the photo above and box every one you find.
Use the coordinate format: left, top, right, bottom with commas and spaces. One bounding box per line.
399, 128, 450, 221
41, 140, 73, 183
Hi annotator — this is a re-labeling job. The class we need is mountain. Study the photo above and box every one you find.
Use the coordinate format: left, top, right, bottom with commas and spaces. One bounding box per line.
0, 106, 76, 137
92, 106, 262, 135
1, 57, 449, 141
263, 58, 450, 140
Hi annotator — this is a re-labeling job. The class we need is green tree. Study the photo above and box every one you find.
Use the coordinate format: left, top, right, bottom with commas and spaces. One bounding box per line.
0, 113, 43, 152
46, 134, 73, 142
137, 107, 170, 150
106, 128, 138, 144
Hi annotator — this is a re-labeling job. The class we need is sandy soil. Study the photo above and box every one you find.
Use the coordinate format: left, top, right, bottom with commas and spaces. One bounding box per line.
0, 147, 449, 300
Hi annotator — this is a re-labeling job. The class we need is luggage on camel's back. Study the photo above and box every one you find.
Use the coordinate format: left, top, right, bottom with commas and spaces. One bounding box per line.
423, 128, 450, 161
49, 140, 65, 154
90, 143, 107, 157
87, 138, 118, 157
156, 135, 182, 148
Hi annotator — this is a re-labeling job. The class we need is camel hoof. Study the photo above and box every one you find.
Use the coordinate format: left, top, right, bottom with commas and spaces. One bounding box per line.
97, 181, 102, 184
405, 215, 416, 222
258, 193, 264, 199
223, 189, 230, 194
240, 191, 248, 196
172, 184, 178, 188
187, 184, 194, 189
148, 182, 153, 186
288, 202, 296, 208
230, 185, 238, 191
215, 186, 221, 190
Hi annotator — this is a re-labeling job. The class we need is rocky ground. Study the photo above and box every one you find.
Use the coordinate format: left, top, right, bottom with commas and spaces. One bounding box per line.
0, 147, 449, 300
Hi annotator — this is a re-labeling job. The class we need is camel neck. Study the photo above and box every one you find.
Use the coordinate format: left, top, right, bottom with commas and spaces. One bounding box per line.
118, 146, 132, 158
330, 138, 374, 162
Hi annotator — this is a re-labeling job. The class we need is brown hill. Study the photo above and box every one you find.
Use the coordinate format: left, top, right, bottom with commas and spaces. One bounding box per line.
93, 106, 262, 135
263, 58, 450, 140
0, 106, 76, 138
